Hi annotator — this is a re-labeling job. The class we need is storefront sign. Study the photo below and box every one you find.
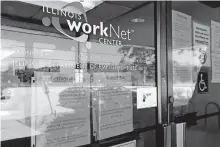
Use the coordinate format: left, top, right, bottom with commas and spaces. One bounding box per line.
42, 2, 134, 47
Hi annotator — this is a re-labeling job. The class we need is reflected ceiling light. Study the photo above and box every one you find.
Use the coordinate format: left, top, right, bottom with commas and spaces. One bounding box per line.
42, 49, 53, 52
131, 18, 145, 23
0, 50, 15, 60
18, 0, 103, 12
0, 111, 11, 117
60, 0, 103, 10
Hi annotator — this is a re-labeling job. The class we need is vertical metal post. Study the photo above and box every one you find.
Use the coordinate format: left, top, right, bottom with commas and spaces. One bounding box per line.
156, 1, 173, 126
155, 1, 173, 147
172, 123, 186, 147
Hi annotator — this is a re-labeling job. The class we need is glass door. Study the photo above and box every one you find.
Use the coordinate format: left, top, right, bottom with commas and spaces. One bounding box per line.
79, 1, 158, 146
170, 1, 220, 147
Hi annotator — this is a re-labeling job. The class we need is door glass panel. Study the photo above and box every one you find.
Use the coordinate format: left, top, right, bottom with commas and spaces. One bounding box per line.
172, 1, 220, 147
81, 1, 157, 141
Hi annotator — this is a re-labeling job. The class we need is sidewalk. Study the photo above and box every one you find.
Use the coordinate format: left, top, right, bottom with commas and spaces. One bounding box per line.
186, 128, 220, 147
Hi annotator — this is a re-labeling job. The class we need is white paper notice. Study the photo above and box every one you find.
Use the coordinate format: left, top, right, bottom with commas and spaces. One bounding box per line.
212, 53, 220, 83
92, 72, 133, 140
33, 72, 91, 147
193, 22, 211, 67
172, 10, 194, 106
137, 87, 157, 109
172, 48, 193, 86
211, 21, 220, 53
172, 11, 193, 85
111, 140, 136, 147
172, 10, 192, 49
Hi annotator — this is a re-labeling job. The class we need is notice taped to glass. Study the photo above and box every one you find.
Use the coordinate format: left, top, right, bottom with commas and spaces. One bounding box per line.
212, 53, 220, 83
193, 22, 210, 67
211, 20, 220, 54
110, 140, 136, 147
172, 10, 193, 85
172, 10, 192, 49
32, 72, 90, 147
92, 72, 133, 140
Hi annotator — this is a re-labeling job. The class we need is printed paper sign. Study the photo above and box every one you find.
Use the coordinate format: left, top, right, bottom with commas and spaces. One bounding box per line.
111, 140, 136, 147
193, 22, 210, 67
92, 72, 133, 140
172, 48, 193, 86
211, 21, 220, 53
172, 10, 192, 49
137, 87, 157, 109
212, 53, 220, 83
33, 72, 91, 147
172, 11, 195, 106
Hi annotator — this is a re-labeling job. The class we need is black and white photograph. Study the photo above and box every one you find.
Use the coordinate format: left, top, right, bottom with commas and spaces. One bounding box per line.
1, 1, 220, 147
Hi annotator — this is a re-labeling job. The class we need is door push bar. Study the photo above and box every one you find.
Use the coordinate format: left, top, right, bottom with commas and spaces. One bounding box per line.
174, 112, 197, 127
175, 111, 220, 128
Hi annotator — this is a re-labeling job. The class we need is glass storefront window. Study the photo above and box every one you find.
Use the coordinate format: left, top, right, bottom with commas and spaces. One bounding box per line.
1, 1, 157, 147
1, 27, 80, 143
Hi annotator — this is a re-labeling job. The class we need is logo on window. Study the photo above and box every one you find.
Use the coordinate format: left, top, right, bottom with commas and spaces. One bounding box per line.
41, 1, 134, 48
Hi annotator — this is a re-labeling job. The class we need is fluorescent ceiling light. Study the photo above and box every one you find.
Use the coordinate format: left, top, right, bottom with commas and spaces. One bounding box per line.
18, 0, 103, 12
61, 0, 98, 9
59, 0, 104, 12
33, 43, 56, 52
42, 49, 53, 52
131, 18, 145, 23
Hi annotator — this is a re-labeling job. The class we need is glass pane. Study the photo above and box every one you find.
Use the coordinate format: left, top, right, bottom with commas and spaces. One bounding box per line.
1, 1, 157, 147
172, 1, 220, 147
1, 28, 83, 146
82, 1, 156, 141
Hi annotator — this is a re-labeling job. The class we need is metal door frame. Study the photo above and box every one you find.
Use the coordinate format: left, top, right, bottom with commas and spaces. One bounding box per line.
155, 1, 174, 147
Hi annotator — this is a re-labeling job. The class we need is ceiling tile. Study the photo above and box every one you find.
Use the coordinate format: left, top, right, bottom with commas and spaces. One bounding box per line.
106, 1, 146, 8
87, 2, 130, 21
